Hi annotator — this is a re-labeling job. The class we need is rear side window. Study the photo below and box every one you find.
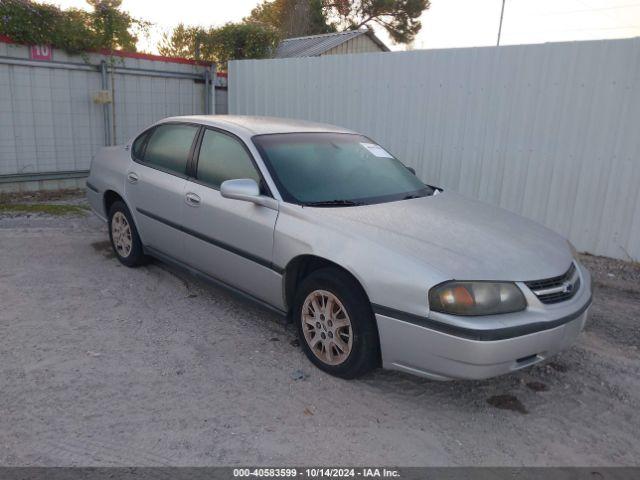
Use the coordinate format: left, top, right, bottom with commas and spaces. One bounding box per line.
142, 124, 198, 176
196, 129, 260, 188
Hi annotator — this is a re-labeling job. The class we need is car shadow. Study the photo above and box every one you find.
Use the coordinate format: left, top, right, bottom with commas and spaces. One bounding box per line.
138, 255, 580, 417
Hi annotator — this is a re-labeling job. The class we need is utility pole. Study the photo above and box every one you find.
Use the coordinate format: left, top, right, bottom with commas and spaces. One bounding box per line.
497, 0, 506, 46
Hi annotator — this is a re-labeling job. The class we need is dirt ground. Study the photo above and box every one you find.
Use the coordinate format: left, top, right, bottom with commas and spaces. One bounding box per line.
0, 193, 639, 466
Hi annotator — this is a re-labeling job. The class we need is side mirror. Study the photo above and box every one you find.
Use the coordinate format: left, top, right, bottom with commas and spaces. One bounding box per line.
220, 178, 278, 210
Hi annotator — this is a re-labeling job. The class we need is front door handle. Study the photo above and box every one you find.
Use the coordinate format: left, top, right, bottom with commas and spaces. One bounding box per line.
185, 192, 201, 207
127, 172, 139, 184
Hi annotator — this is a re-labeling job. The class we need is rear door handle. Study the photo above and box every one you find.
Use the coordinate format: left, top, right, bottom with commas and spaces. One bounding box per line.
185, 192, 201, 207
127, 172, 139, 184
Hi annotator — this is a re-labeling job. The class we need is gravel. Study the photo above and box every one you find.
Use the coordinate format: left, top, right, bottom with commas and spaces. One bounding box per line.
0, 198, 639, 466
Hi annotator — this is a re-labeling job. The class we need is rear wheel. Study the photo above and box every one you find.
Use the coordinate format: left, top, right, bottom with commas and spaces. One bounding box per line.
108, 200, 147, 267
294, 268, 379, 379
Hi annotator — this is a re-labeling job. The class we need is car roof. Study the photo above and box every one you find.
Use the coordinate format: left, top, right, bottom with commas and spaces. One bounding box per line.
160, 115, 356, 136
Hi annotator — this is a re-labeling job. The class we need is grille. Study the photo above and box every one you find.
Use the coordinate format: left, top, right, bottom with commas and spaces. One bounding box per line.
525, 263, 580, 304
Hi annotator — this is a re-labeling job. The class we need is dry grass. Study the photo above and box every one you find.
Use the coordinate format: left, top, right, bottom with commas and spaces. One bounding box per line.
0, 188, 86, 205
0, 203, 89, 216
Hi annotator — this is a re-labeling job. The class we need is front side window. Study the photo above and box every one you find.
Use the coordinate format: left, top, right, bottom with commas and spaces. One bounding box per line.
196, 129, 261, 188
141, 124, 198, 176
253, 133, 431, 206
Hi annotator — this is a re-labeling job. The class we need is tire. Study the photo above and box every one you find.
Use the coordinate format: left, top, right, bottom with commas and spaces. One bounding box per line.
294, 267, 380, 379
107, 200, 148, 267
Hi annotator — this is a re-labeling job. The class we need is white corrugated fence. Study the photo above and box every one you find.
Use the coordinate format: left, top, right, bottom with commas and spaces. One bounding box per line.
0, 39, 219, 190
229, 38, 640, 261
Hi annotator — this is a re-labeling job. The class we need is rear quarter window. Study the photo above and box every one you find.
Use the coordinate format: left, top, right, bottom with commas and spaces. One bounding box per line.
131, 130, 150, 160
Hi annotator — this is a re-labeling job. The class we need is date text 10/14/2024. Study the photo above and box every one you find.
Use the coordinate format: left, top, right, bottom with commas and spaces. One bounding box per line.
233, 468, 401, 478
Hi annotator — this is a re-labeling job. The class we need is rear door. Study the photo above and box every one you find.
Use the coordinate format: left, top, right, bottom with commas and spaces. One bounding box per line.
125, 123, 200, 261
180, 127, 282, 307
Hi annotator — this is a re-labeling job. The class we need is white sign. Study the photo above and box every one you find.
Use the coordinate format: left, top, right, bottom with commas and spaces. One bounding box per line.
360, 142, 393, 158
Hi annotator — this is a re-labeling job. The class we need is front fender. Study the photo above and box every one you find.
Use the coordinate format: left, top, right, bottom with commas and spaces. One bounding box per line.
273, 204, 448, 318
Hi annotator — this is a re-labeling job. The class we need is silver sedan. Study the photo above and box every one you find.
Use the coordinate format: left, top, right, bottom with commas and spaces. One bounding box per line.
86, 115, 592, 380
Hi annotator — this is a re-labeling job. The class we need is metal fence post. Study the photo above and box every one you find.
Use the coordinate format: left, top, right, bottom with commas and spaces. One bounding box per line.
203, 68, 210, 115
210, 63, 216, 115
100, 60, 112, 146
203, 64, 216, 115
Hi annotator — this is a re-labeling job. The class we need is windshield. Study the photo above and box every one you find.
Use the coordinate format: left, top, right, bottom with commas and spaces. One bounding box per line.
252, 133, 432, 206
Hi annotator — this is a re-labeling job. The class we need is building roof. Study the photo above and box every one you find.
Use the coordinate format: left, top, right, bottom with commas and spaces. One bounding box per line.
274, 29, 390, 58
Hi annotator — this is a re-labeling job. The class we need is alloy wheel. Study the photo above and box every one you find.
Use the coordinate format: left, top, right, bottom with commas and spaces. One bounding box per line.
111, 211, 133, 258
301, 289, 353, 366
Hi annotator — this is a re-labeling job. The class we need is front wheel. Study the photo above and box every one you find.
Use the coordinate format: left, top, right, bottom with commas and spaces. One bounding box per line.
294, 268, 380, 379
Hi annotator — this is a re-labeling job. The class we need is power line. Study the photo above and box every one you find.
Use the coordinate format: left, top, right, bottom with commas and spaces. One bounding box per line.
495, 1, 640, 46
497, 0, 507, 46
541, 2, 640, 15
537, 24, 640, 33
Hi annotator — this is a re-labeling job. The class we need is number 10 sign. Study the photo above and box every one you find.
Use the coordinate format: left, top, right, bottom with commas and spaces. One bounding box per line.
30, 45, 52, 61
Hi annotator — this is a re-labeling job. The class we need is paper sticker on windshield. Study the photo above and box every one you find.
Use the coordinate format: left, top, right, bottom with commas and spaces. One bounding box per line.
360, 142, 393, 158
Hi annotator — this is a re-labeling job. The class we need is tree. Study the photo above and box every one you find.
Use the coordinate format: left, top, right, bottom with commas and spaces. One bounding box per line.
207, 23, 281, 66
0, 0, 148, 53
246, 0, 335, 38
247, 0, 430, 44
158, 23, 203, 59
86, 0, 146, 52
326, 0, 430, 44
158, 22, 280, 67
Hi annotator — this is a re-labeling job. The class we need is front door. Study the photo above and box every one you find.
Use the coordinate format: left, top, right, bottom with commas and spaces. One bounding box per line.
180, 128, 282, 307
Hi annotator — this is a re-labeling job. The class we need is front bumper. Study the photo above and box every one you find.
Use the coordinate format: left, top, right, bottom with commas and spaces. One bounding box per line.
375, 262, 592, 380
376, 308, 588, 380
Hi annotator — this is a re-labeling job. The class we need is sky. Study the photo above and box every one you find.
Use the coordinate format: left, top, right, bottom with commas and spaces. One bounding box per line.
48, 0, 640, 53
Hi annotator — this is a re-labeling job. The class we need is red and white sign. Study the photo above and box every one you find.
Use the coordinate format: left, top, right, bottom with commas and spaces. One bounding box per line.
30, 45, 52, 61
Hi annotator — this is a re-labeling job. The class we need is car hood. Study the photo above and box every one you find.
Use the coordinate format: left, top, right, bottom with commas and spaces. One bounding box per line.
308, 191, 573, 282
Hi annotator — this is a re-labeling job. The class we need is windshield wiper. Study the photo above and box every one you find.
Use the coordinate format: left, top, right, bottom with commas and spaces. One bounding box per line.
304, 199, 363, 207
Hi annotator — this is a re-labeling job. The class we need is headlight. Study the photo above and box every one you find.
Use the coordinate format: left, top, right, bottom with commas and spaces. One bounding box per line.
428, 281, 527, 316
